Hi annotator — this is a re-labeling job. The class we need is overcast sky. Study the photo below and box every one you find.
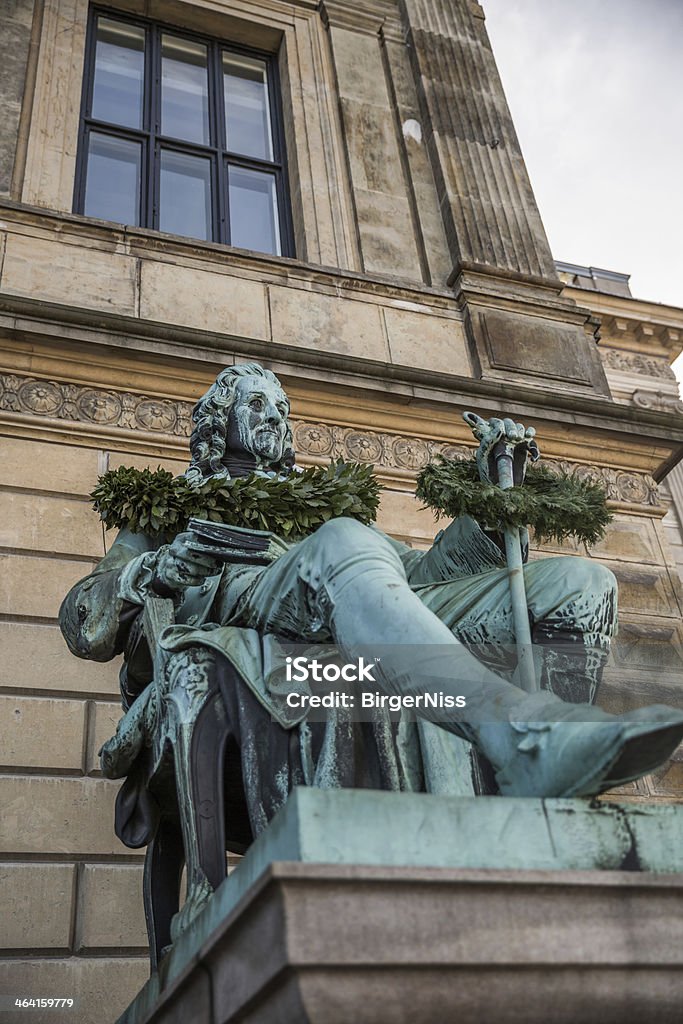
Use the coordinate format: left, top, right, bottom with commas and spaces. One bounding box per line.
483, 0, 683, 309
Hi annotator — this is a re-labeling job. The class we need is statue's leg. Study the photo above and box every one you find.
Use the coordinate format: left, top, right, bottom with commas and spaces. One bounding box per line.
417, 555, 617, 704
143, 817, 184, 969
525, 556, 616, 704
158, 646, 219, 942
414, 554, 617, 791
235, 518, 683, 797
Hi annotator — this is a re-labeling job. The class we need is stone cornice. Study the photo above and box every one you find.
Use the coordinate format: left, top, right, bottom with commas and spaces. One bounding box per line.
2, 201, 680, 447
563, 286, 683, 361
3, 290, 683, 442
599, 317, 681, 359
0, 372, 664, 511
562, 286, 683, 327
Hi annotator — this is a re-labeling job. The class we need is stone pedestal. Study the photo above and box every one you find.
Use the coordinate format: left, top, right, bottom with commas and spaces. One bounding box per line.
118, 789, 683, 1024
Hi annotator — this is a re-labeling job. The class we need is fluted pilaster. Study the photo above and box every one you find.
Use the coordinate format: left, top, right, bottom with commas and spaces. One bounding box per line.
400, 0, 558, 282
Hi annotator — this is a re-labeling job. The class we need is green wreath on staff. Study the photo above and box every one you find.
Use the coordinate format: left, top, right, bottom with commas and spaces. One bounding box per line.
416, 457, 612, 546
91, 460, 381, 540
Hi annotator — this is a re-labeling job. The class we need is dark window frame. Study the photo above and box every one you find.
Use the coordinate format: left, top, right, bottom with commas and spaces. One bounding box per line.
74, 4, 294, 257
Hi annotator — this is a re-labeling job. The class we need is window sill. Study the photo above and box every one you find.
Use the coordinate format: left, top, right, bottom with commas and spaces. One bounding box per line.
0, 198, 458, 306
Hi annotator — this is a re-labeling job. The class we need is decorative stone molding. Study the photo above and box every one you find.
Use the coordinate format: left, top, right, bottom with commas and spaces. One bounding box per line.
599, 316, 682, 356
631, 390, 683, 415
600, 348, 676, 380
320, 1, 386, 34
548, 461, 660, 510
295, 423, 661, 507
0, 373, 193, 436
0, 373, 661, 508
292, 419, 470, 469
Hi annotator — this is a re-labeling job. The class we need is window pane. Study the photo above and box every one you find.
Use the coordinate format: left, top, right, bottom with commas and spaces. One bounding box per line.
161, 35, 209, 145
223, 53, 273, 160
92, 18, 145, 129
228, 166, 280, 254
160, 150, 212, 240
84, 132, 141, 225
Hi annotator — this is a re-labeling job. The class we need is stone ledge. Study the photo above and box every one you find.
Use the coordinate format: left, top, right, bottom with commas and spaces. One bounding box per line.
119, 789, 683, 1023
0, 198, 457, 306
123, 864, 683, 1024
233, 788, 683, 876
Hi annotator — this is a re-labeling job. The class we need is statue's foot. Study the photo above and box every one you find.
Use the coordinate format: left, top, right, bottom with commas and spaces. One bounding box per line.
494, 703, 683, 798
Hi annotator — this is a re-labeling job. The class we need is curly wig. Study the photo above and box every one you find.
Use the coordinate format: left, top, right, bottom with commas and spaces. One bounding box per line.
184, 363, 295, 488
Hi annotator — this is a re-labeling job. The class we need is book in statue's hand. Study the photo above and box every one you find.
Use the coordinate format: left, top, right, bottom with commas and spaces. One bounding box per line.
186, 518, 290, 565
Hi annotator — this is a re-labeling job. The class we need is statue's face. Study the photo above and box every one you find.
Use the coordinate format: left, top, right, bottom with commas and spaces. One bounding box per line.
226, 375, 289, 464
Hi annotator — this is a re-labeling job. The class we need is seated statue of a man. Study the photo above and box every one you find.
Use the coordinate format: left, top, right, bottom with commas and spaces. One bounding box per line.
60, 363, 683, 815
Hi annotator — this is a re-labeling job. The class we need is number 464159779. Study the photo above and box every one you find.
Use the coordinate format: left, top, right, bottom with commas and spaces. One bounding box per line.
14, 999, 75, 1009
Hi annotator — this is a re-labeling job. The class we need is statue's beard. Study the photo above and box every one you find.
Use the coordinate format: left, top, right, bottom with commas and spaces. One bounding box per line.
234, 407, 285, 464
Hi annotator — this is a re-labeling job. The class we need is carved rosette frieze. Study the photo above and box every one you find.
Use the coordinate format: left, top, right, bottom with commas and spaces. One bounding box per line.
0, 373, 193, 436
0, 372, 662, 509
548, 461, 660, 509
291, 418, 471, 470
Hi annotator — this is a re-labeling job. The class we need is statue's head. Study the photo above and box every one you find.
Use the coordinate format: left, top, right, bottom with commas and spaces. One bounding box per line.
185, 363, 294, 486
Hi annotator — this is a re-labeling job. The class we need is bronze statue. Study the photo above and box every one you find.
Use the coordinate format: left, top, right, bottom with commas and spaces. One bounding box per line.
60, 363, 683, 959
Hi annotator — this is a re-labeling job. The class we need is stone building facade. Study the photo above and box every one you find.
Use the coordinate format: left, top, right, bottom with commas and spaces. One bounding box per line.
556, 261, 683, 588
1, 1, 682, 1019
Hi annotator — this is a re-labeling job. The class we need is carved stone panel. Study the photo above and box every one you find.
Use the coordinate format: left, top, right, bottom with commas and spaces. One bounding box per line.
478, 309, 596, 387
600, 348, 676, 380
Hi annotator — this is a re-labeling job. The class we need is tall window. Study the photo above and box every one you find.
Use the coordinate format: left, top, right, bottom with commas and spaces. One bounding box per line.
75, 8, 293, 257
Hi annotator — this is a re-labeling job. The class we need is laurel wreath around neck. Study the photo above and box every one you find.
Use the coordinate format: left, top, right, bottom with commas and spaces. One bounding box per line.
91, 460, 381, 539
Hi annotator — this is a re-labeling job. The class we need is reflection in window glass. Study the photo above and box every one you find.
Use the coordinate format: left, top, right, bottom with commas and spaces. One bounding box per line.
223, 53, 273, 160
92, 18, 145, 129
161, 35, 210, 145
84, 132, 141, 225
228, 166, 280, 255
160, 150, 212, 240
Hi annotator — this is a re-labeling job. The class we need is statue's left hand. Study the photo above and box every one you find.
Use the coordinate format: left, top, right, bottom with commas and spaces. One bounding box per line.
463, 413, 540, 486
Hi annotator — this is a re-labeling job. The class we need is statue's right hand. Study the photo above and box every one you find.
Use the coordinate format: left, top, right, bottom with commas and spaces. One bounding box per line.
152, 533, 224, 593
463, 412, 539, 486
